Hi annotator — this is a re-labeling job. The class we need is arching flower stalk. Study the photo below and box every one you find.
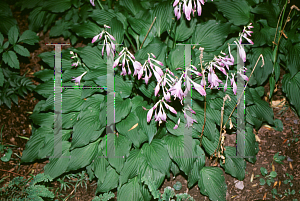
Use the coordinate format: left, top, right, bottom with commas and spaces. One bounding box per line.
91, 25, 116, 57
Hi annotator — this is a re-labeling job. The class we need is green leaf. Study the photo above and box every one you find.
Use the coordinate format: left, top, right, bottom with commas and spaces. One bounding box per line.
173, 181, 182, 191
115, 74, 133, 99
260, 178, 266, 185
151, 2, 173, 37
8, 25, 19, 45
96, 165, 119, 193
141, 139, 171, 177
187, 145, 206, 188
34, 80, 54, 98
170, 18, 197, 42
108, 17, 125, 45
104, 134, 132, 173
119, 0, 143, 16
215, 0, 250, 26
13, 44, 30, 57
244, 126, 258, 163
44, 141, 71, 179
72, 21, 101, 39
0, 68, 4, 87
0, 32, 4, 46
114, 92, 132, 123
18, 30, 39, 45
273, 119, 283, 131
165, 135, 196, 175
251, 3, 280, 28
77, 46, 106, 69
67, 139, 99, 172
198, 167, 227, 201
192, 20, 230, 52
117, 176, 144, 200
135, 106, 157, 143
260, 167, 268, 176
282, 72, 300, 117
250, 47, 273, 85
28, 7, 47, 32
42, 0, 72, 13
3, 51, 19, 69
269, 76, 275, 99
119, 149, 145, 186
141, 176, 161, 199
286, 42, 300, 77
270, 171, 277, 178
30, 112, 54, 128
1, 148, 12, 162
25, 185, 55, 199
21, 126, 53, 163
0, 15, 17, 35
220, 146, 246, 180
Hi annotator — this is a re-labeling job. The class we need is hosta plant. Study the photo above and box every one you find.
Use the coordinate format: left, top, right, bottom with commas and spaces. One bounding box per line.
21, 0, 280, 200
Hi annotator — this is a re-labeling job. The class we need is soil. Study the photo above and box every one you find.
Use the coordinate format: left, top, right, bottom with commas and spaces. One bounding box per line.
0, 5, 299, 201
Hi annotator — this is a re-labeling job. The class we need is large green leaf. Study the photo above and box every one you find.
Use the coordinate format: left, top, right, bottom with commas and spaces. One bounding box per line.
29, 112, 54, 128
67, 138, 99, 172
220, 146, 246, 180
198, 167, 227, 201
249, 88, 274, 125
244, 126, 259, 163
141, 139, 171, 176
286, 42, 300, 77
42, 0, 72, 13
34, 80, 54, 98
135, 106, 157, 143
72, 21, 101, 39
62, 89, 85, 113
115, 74, 133, 99
103, 133, 132, 174
215, 0, 251, 26
21, 126, 53, 163
117, 176, 144, 200
109, 18, 125, 45
119, 149, 146, 186
93, 152, 109, 183
187, 144, 206, 188
90, 9, 128, 29
116, 111, 144, 147
282, 72, 300, 117
114, 92, 132, 123
169, 18, 197, 42
250, 46, 273, 85
119, 0, 143, 16
192, 20, 230, 52
96, 165, 119, 193
251, 2, 280, 28
77, 46, 106, 69
164, 135, 196, 175
28, 7, 46, 32
0, 15, 17, 35
151, 2, 173, 37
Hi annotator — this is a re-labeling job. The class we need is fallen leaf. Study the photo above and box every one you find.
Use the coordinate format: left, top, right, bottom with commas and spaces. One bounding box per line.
255, 134, 261, 142
289, 162, 293, 170
271, 98, 286, 108
128, 123, 138, 131
274, 181, 278, 187
262, 124, 274, 131
250, 173, 254, 182
231, 195, 237, 198
272, 164, 275, 172
263, 192, 267, 200
252, 184, 258, 187
279, 180, 281, 187
282, 139, 287, 144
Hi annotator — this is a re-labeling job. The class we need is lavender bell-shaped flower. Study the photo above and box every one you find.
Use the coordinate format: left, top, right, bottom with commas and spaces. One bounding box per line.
72, 71, 87, 86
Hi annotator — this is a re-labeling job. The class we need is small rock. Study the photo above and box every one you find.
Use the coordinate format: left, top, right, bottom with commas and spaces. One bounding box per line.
294, 120, 298, 124
287, 156, 293, 162
235, 180, 244, 190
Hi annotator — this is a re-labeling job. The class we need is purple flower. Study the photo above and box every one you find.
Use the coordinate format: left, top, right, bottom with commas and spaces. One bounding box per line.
163, 101, 177, 115
230, 74, 237, 95
173, 0, 180, 7
234, 41, 246, 62
90, 0, 95, 6
173, 118, 180, 129
168, 79, 184, 101
154, 84, 160, 96
72, 71, 87, 86
92, 33, 102, 43
184, 110, 198, 128
238, 71, 249, 82
133, 61, 142, 76
190, 79, 206, 96
147, 107, 154, 123
224, 74, 228, 92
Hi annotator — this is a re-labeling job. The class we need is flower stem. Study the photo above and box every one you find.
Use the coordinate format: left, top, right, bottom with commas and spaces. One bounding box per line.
96, 0, 104, 9
125, 32, 137, 53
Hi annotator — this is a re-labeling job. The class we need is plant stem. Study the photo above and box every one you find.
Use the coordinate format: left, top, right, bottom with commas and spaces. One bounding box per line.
140, 17, 157, 49
96, 0, 104, 9
125, 32, 137, 52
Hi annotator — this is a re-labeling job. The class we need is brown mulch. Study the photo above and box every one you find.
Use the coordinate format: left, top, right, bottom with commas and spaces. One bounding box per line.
0, 4, 299, 201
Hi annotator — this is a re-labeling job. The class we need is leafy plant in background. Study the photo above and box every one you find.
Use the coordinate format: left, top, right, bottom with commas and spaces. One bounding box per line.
0, 25, 39, 109
19, 0, 300, 200
0, 173, 54, 200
